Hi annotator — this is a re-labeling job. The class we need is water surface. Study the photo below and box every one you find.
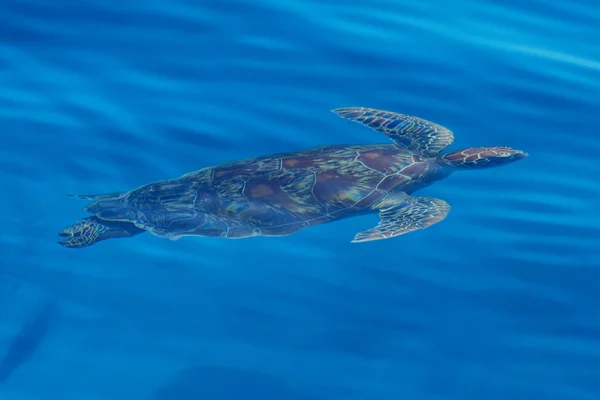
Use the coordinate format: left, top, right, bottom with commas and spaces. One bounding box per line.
1, 0, 600, 398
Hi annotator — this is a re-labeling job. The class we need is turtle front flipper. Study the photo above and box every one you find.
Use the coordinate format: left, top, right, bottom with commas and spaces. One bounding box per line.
332, 107, 454, 156
352, 195, 450, 243
57, 216, 145, 248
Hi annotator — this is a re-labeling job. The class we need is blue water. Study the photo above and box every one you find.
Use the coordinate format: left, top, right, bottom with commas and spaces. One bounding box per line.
1, 0, 600, 398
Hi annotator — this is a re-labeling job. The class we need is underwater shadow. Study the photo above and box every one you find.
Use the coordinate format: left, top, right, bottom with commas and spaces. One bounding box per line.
152, 365, 330, 400
0, 297, 58, 383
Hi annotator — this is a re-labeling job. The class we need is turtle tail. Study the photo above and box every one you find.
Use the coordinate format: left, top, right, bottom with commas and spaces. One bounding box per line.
66, 191, 126, 200
73, 192, 139, 221
57, 216, 145, 248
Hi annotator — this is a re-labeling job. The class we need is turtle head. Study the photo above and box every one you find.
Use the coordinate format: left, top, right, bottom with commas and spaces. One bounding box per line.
438, 146, 528, 170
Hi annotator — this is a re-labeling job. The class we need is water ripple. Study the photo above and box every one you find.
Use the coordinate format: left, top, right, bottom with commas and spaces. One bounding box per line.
1, 0, 600, 398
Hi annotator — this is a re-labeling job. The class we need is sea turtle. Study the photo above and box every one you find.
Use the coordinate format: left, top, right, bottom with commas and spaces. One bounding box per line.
57, 107, 527, 248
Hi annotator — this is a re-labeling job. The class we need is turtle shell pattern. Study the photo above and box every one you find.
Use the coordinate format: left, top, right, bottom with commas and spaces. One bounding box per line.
111, 144, 434, 239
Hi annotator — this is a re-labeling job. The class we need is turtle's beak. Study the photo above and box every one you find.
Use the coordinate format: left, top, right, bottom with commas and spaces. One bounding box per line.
514, 150, 528, 159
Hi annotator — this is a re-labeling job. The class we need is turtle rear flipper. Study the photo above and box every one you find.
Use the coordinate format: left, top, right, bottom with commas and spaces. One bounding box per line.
57, 216, 145, 248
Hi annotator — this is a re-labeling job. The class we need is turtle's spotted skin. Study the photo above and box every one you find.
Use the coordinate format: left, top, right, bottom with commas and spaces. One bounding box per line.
58, 107, 527, 248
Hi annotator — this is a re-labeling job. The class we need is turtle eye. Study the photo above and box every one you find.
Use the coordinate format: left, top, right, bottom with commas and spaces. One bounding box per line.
497, 151, 511, 157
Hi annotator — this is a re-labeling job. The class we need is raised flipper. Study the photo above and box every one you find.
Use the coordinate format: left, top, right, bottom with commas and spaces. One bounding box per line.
57, 216, 145, 248
332, 107, 454, 156
352, 194, 450, 243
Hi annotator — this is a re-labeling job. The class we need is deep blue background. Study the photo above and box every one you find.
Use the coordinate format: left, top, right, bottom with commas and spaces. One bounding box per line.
1, 0, 600, 398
